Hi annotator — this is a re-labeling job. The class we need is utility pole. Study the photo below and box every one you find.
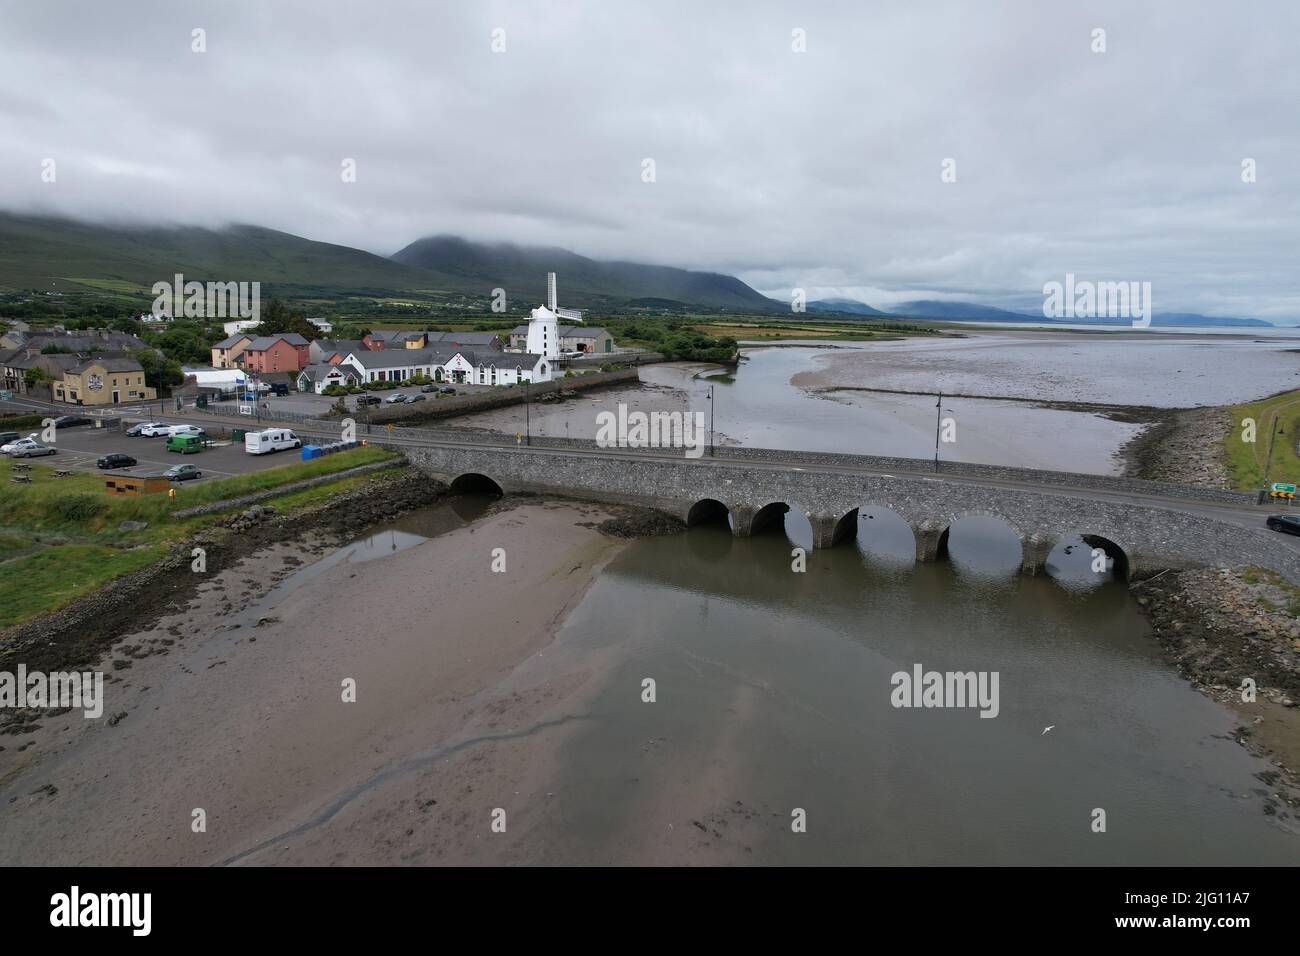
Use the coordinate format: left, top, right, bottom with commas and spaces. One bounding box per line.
525, 377, 530, 446
933, 390, 943, 472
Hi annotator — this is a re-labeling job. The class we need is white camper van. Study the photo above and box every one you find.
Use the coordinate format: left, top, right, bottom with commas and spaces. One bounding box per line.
244, 428, 302, 455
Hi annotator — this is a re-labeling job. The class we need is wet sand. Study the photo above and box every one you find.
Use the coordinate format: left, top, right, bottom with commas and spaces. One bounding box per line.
0, 500, 629, 866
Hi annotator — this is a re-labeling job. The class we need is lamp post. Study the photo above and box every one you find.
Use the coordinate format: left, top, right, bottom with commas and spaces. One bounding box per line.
933, 390, 943, 472
707, 384, 715, 457
524, 376, 531, 446
1263, 415, 1286, 495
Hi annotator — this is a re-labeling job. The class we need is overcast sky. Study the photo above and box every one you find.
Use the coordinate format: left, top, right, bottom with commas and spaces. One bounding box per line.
1, 0, 1297, 319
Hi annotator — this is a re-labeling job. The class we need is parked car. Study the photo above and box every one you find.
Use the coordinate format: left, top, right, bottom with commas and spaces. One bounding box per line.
0, 431, 19, 446
404, 394, 426, 404
139, 422, 175, 437
97, 453, 138, 469
420, 384, 438, 393
1266, 514, 1300, 536
268, 382, 290, 396
384, 392, 410, 404
2, 437, 41, 455
356, 395, 382, 407
52, 415, 93, 428
439, 387, 456, 395
11, 443, 56, 458
126, 422, 164, 437
162, 425, 205, 439
164, 463, 202, 481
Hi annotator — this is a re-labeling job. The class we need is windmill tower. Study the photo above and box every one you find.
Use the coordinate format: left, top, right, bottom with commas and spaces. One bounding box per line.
528, 272, 581, 359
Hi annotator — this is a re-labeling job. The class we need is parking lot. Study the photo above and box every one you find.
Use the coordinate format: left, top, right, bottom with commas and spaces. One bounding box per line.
5, 422, 311, 485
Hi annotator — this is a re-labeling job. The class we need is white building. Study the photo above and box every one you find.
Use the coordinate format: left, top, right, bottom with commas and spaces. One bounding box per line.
222, 318, 261, 336
339, 347, 551, 387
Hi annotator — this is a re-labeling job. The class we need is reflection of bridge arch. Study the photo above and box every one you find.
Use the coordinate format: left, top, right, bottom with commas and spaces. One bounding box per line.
449, 473, 504, 497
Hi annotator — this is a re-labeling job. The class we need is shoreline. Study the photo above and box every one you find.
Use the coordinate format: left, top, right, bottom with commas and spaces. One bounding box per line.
0, 496, 640, 865
1135, 566, 1300, 820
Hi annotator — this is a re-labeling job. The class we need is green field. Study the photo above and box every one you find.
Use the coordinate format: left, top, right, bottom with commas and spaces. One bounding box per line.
0, 445, 398, 627
1223, 388, 1300, 491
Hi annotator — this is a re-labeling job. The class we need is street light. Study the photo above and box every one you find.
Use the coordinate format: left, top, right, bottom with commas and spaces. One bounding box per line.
933, 391, 953, 472
1262, 415, 1287, 498
707, 384, 715, 457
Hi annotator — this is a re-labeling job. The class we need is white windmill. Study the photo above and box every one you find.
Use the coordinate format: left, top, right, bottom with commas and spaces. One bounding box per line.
528, 272, 582, 359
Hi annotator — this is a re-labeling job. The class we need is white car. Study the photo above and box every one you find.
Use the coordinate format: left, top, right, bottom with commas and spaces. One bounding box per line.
139, 423, 175, 437
2, 436, 41, 455
164, 424, 205, 438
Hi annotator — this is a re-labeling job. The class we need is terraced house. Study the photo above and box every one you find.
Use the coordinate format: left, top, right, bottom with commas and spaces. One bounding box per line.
236, 333, 310, 373
52, 356, 156, 405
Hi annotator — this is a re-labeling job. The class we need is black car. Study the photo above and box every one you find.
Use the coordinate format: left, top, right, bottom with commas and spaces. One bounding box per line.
355, 395, 382, 407
0, 431, 19, 446
97, 453, 138, 469
1266, 514, 1300, 536
439, 387, 456, 394
52, 415, 93, 428
420, 384, 437, 393
164, 464, 202, 481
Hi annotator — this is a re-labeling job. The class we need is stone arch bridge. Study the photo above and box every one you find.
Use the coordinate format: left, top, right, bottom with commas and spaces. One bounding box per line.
398, 439, 1300, 582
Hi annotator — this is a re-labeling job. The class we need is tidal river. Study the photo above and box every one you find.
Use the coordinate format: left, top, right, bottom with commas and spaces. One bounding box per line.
2, 497, 1294, 866
488, 509, 1299, 865
455, 329, 1300, 474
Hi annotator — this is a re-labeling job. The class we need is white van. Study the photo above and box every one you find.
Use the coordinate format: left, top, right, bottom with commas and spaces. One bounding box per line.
245, 428, 302, 455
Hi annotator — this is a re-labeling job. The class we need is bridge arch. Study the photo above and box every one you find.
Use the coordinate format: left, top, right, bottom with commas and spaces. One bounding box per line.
1079, 532, 1132, 582
851, 505, 917, 564
687, 498, 731, 527
449, 473, 504, 497
935, 511, 1024, 575
750, 501, 791, 536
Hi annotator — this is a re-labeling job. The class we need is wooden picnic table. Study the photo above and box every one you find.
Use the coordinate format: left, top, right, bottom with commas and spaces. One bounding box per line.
10, 475, 31, 484
53, 469, 74, 478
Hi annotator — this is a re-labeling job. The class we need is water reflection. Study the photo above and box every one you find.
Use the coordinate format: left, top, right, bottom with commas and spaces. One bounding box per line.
517, 524, 1300, 865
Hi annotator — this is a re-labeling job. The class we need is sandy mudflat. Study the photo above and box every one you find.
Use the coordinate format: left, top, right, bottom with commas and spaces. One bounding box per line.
0, 501, 628, 865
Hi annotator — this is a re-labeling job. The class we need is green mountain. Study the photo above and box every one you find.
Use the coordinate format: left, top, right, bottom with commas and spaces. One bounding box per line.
0, 212, 443, 299
390, 235, 780, 311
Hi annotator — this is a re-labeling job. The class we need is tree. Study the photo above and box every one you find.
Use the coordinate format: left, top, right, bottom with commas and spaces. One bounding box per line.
250, 298, 323, 341
132, 348, 185, 393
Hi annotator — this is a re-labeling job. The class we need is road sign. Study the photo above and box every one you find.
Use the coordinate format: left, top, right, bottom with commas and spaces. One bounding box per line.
239, 404, 253, 416
1272, 482, 1296, 494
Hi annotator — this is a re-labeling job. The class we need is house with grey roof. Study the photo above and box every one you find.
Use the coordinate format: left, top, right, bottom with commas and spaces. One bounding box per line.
509, 324, 612, 354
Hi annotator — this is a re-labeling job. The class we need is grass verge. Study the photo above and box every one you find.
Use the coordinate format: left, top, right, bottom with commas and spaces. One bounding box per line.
1224, 388, 1300, 491
0, 445, 399, 626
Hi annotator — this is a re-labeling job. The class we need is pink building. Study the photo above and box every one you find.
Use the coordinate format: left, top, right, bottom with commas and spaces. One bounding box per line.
237, 334, 310, 373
